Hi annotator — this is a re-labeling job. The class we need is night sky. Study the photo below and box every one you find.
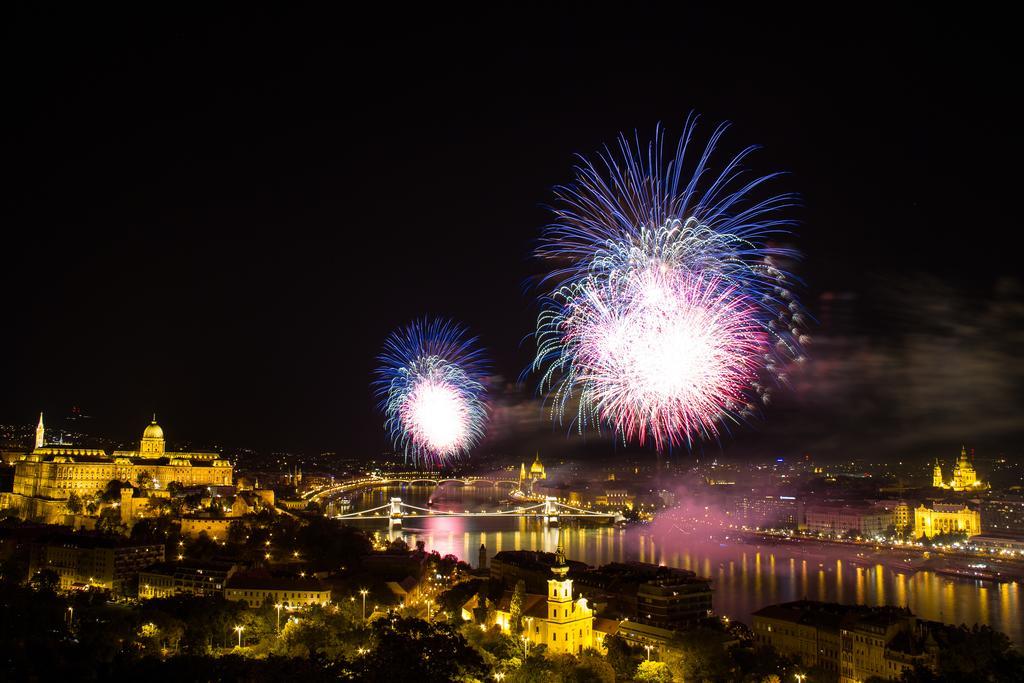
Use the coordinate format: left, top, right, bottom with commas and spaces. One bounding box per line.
4, 7, 1021, 462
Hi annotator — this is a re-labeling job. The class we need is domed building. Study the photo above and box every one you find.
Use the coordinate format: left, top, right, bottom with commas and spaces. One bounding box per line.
932, 446, 986, 491
3, 414, 232, 523
139, 417, 165, 456
519, 453, 547, 493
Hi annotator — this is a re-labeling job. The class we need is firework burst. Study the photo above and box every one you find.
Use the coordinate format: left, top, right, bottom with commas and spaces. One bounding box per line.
375, 318, 489, 465
534, 115, 808, 448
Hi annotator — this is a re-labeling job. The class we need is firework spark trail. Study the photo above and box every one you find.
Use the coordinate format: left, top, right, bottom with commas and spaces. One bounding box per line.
374, 318, 489, 465
534, 116, 808, 448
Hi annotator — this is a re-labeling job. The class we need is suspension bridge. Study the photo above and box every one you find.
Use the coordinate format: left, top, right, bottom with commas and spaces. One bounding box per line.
305, 475, 521, 504
331, 496, 623, 527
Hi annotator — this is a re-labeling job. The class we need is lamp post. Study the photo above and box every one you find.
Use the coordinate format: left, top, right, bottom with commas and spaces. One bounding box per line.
234, 625, 245, 648
67, 606, 73, 627
359, 589, 368, 621
644, 644, 654, 661
275, 603, 283, 633
795, 675, 806, 683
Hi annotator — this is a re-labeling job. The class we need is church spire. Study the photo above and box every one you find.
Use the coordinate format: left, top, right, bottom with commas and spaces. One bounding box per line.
34, 412, 45, 450
551, 527, 569, 578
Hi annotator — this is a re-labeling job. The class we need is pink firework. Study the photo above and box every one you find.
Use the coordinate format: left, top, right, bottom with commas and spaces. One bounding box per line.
398, 375, 472, 457
565, 266, 768, 449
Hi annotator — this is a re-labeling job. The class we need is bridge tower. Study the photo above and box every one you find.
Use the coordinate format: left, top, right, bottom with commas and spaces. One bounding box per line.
389, 497, 403, 528
544, 496, 559, 525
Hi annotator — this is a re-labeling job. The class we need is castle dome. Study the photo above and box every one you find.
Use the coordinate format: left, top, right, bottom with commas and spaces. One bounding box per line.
143, 418, 164, 440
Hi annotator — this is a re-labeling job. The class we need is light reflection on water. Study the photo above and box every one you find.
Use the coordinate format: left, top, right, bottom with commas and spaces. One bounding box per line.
341, 484, 1022, 645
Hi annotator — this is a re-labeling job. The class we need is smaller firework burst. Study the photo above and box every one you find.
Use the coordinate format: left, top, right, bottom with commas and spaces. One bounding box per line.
374, 318, 489, 465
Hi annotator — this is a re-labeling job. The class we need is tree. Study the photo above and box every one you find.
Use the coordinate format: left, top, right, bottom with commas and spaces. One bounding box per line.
136, 470, 153, 489
635, 660, 673, 682
576, 654, 615, 683
386, 537, 409, 553
509, 579, 525, 634
66, 491, 83, 515
603, 635, 640, 680
227, 519, 250, 544
28, 569, 60, 592
130, 516, 178, 544
665, 627, 736, 682
919, 622, 1024, 681
354, 617, 487, 682
97, 507, 127, 535
100, 479, 129, 503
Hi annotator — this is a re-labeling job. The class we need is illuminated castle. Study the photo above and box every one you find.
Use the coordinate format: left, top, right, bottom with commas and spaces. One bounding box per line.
932, 446, 985, 491
2, 414, 231, 523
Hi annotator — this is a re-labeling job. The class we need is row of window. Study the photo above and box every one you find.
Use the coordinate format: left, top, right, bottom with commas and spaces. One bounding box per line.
550, 628, 587, 641
230, 589, 327, 600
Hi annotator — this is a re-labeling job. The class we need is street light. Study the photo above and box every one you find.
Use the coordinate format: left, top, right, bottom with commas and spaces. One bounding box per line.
275, 603, 283, 633
234, 625, 245, 648
359, 589, 368, 621
644, 644, 654, 661
795, 675, 806, 683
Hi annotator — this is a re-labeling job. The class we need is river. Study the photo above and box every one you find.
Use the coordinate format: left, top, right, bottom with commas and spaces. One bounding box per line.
332, 483, 1022, 645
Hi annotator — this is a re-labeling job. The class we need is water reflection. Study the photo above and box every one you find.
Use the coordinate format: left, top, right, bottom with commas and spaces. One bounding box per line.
341, 484, 1022, 645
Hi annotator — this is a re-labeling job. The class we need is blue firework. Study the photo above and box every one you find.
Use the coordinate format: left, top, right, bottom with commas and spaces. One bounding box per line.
374, 318, 489, 465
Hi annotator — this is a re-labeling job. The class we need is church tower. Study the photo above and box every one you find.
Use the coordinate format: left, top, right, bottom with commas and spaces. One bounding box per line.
34, 412, 45, 450
547, 538, 573, 621
932, 459, 944, 488
478, 543, 488, 570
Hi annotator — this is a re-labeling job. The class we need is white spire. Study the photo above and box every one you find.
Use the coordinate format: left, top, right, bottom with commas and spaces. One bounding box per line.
34, 412, 45, 450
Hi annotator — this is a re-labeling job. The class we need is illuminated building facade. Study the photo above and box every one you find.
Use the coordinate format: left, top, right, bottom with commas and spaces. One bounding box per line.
802, 504, 894, 537
913, 503, 981, 538
139, 560, 238, 599
3, 416, 232, 522
224, 571, 332, 608
980, 496, 1024, 534
752, 601, 935, 683
28, 533, 165, 594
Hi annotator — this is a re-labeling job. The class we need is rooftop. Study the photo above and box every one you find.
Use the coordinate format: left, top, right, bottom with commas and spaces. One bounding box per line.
226, 570, 328, 592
